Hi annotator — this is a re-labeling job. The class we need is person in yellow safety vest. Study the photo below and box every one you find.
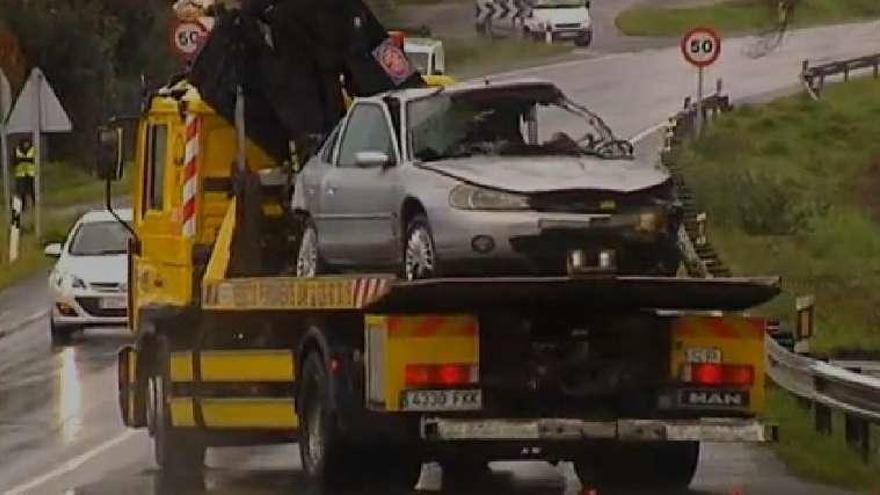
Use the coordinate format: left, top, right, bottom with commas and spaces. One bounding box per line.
14, 137, 36, 212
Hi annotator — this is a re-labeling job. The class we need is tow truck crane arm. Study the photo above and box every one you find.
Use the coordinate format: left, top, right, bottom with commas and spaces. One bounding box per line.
189, 0, 425, 163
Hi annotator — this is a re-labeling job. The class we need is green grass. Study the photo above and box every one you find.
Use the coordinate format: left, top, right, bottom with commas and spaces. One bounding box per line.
673, 76, 880, 354
444, 36, 570, 79
763, 386, 880, 490
617, 0, 880, 37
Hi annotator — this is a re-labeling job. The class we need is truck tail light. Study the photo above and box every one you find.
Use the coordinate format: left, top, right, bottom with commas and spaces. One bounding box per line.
405, 363, 478, 387
683, 363, 754, 387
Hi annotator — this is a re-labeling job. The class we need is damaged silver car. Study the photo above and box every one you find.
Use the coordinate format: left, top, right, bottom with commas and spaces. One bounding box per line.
292, 78, 681, 279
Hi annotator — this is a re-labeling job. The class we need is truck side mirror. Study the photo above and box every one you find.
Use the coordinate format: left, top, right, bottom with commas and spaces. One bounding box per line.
96, 126, 123, 181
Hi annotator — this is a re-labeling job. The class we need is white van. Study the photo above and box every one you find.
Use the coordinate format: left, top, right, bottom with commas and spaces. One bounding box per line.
522, 0, 592, 47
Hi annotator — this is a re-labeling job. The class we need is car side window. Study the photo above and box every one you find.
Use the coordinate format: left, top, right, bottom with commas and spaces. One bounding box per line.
142, 124, 168, 213
321, 124, 341, 163
337, 104, 396, 168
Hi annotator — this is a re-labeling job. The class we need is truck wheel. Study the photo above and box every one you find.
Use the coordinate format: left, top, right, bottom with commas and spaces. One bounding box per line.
404, 214, 439, 280
575, 30, 593, 47
295, 220, 322, 277
442, 457, 491, 488
147, 339, 205, 474
574, 441, 699, 490
299, 353, 353, 486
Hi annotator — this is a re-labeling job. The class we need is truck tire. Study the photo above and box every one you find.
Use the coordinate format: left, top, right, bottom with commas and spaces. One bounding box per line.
574, 441, 699, 491
442, 457, 491, 488
299, 352, 352, 486
147, 338, 205, 475
575, 30, 593, 47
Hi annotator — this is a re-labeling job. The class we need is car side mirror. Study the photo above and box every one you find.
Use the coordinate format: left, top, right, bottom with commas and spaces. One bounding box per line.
96, 126, 123, 181
44, 243, 62, 257
355, 151, 393, 168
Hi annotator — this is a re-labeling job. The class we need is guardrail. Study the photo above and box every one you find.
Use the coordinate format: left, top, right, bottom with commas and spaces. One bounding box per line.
660, 91, 880, 463
801, 53, 880, 99
765, 297, 880, 463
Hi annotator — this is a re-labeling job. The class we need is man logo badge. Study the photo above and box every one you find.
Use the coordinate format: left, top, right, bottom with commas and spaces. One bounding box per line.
680, 389, 749, 408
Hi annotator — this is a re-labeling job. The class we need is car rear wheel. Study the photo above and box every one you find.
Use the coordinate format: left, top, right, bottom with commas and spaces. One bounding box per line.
404, 215, 439, 280
295, 220, 321, 277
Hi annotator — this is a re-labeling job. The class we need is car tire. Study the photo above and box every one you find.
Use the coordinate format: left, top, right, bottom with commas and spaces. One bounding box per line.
574, 441, 699, 491
404, 214, 439, 280
295, 219, 323, 277
50, 317, 77, 344
147, 338, 206, 475
575, 30, 592, 47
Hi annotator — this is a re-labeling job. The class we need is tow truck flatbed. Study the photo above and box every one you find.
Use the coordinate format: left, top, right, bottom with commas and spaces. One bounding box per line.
202, 275, 781, 312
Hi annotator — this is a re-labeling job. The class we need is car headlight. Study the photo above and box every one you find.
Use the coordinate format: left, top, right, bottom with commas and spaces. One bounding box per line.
449, 184, 530, 211
70, 276, 87, 290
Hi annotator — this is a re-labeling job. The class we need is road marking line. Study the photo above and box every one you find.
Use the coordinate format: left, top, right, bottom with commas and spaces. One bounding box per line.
0, 310, 49, 340
5, 430, 139, 495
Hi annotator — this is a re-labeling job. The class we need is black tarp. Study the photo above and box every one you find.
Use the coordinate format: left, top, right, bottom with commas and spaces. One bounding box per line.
189, 0, 424, 162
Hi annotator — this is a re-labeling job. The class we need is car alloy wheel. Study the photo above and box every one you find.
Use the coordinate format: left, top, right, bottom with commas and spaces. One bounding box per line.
296, 223, 319, 278
405, 216, 437, 280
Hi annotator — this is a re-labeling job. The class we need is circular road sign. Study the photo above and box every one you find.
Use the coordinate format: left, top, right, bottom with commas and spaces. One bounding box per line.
170, 19, 208, 59
681, 27, 721, 68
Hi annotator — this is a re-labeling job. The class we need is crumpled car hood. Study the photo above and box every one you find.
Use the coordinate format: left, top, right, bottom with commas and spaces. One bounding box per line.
417, 155, 671, 193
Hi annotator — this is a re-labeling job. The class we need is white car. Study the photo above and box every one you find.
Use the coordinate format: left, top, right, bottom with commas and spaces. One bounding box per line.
522, 0, 592, 47
45, 209, 132, 340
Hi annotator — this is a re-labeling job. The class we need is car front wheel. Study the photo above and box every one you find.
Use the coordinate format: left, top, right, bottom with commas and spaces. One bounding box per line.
575, 30, 592, 47
404, 215, 439, 280
50, 317, 78, 344
295, 220, 321, 277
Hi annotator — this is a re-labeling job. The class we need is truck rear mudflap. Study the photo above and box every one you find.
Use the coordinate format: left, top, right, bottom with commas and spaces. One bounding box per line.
420, 417, 778, 443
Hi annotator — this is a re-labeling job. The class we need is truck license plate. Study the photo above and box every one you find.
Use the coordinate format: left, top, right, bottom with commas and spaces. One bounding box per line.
100, 296, 127, 310
401, 389, 482, 411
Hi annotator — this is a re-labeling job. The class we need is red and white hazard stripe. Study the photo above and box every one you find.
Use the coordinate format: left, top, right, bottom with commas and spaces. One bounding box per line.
352, 278, 391, 307
182, 113, 200, 238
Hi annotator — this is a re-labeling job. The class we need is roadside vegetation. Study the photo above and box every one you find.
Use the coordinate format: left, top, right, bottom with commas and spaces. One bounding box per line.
764, 387, 880, 490
617, 0, 880, 37
672, 77, 880, 354
673, 78, 880, 488
0, 161, 130, 291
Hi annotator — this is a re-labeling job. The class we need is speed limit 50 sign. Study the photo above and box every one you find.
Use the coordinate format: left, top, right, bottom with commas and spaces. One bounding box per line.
681, 27, 721, 68
170, 19, 208, 60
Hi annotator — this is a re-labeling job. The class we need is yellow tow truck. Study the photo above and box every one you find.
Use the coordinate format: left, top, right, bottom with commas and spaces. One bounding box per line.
97, 4, 780, 492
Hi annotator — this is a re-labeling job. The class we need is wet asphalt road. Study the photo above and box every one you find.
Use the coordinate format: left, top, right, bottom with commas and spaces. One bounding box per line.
4, 17, 880, 495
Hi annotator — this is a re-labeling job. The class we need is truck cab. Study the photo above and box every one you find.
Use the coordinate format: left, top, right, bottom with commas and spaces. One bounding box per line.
523, 0, 593, 47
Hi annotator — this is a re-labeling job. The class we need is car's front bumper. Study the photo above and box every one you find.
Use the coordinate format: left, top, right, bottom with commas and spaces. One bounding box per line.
431, 209, 679, 275
51, 290, 128, 327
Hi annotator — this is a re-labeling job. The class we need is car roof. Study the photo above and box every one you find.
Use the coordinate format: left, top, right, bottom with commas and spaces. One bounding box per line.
365, 77, 562, 104
79, 208, 133, 223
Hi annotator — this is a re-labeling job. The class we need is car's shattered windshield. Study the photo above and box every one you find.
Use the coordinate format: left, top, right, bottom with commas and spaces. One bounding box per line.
408, 87, 633, 162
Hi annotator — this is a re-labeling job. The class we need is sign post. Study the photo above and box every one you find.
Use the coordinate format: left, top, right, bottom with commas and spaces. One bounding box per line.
0, 68, 11, 260
681, 27, 722, 135
6, 68, 73, 242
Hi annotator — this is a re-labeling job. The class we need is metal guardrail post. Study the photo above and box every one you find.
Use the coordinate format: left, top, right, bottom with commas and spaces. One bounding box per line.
814, 403, 832, 435
794, 295, 815, 355
844, 414, 871, 461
